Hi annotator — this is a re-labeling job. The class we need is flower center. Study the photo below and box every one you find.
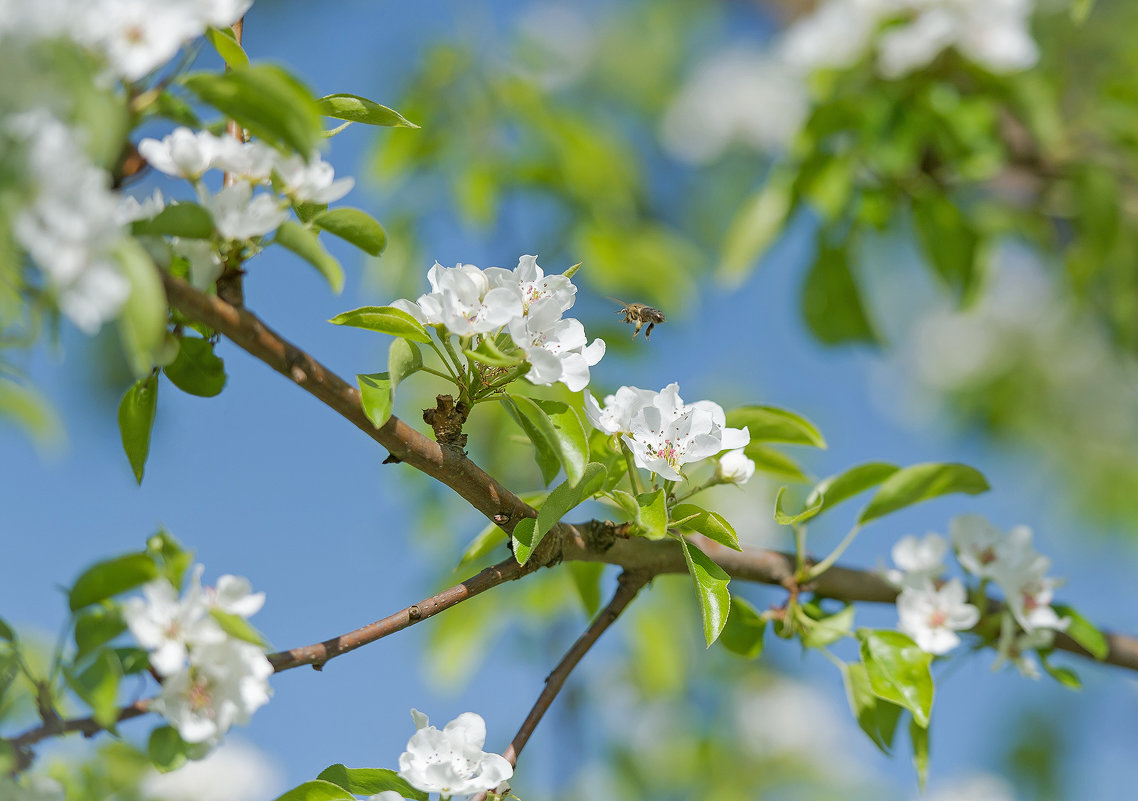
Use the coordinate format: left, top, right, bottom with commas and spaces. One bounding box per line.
928, 610, 948, 628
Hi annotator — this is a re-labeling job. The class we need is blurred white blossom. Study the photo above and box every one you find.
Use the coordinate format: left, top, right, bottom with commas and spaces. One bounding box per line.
197, 183, 289, 241
896, 578, 979, 654
715, 448, 756, 486
887, 532, 948, 588
141, 740, 283, 801
274, 151, 354, 204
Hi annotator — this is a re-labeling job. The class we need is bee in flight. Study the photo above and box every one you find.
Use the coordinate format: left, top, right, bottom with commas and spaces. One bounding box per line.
609, 297, 666, 340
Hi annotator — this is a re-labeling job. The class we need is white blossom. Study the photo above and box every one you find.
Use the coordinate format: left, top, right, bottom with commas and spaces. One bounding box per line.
484, 254, 576, 323
950, 514, 1010, 579
115, 189, 166, 225
83, 0, 203, 81
123, 566, 223, 677
887, 532, 947, 588
992, 612, 1054, 679
715, 448, 755, 486
208, 574, 266, 617
993, 554, 1068, 633
198, 183, 289, 241
896, 579, 979, 655
415, 262, 524, 336
397, 709, 513, 797
620, 383, 750, 481
508, 315, 604, 392
584, 385, 657, 435
173, 238, 225, 290
194, 0, 254, 28
141, 740, 283, 801
152, 639, 273, 746
274, 152, 354, 204
212, 138, 279, 183
139, 128, 230, 181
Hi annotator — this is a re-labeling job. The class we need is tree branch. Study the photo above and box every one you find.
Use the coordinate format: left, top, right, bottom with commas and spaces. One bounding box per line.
470, 570, 651, 801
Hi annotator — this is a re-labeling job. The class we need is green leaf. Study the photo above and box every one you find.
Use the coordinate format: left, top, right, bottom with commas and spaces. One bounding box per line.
313, 208, 387, 256
115, 238, 168, 376
745, 443, 810, 483
719, 168, 795, 286
148, 726, 188, 773
679, 538, 731, 647
329, 306, 430, 343
390, 337, 422, 387
270, 780, 356, 801
859, 462, 990, 524
561, 262, 582, 279
118, 374, 158, 484
317, 765, 427, 800
670, 503, 740, 550
858, 629, 934, 728
457, 493, 546, 569
774, 487, 824, 526
568, 562, 605, 618
356, 373, 393, 429
0, 618, 14, 643
163, 336, 226, 397
74, 604, 126, 662
801, 604, 855, 648
204, 26, 249, 69
842, 662, 903, 754
183, 66, 323, 156
71, 650, 122, 730
509, 396, 589, 486
726, 405, 826, 448
1071, 0, 1095, 23
274, 221, 344, 294
1051, 604, 1108, 660
910, 716, 930, 790
114, 647, 150, 675
146, 530, 193, 589
913, 195, 979, 301
635, 489, 667, 539
1039, 655, 1081, 689
69, 553, 159, 611
503, 400, 560, 486
719, 596, 766, 659
0, 378, 62, 450
316, 94, 420, 128
801, 242, 878, 345
463, 337, 523, 367
528, 463, 607, 564
511, 518, 538, 566
805, 463, 899, 517
210, 609, 266, 647
130, 202, 214, 239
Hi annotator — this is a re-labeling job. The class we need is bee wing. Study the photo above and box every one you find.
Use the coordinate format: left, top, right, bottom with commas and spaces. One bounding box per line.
606, 296, 630, 309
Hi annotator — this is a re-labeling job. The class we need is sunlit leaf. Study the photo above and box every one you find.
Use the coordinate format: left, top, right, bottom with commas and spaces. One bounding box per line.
317, 94, 419, 128
719, 596, 765, 659
118, 374, 158, 484
670, 503, 740, 550
680, 538, 731, 647
1051, 604, 1108, 660
801, 242, 878, 346
356, 373, 393, 428
726, 405, 826, 448
774, 487, 824, 526
805, 463, 899, 518
274, 221, 344, 293
329, 306, 430, 343
858, 629, 934, 728
313, 208, 387, 256
842, 662, 903, 754
163, 336, 226, 397
69, 553, 159, 611
270, 780, 356, 801
205, 27, 249, 69
635, 489, 667, 539
859, 463, 989, 524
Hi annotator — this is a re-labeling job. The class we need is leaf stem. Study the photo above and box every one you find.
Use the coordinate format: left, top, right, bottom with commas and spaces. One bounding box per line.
804, 524, 862, 581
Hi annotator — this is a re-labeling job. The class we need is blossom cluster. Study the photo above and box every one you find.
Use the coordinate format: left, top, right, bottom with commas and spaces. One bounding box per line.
0, 0, 251, 82
585, 383, 751, 481
396, 255, 605, 392
124, 565, 273, 747
888, 515, 1068, 675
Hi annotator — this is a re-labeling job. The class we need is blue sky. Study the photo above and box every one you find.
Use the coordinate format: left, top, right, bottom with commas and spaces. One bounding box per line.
2, 2, 1136, 798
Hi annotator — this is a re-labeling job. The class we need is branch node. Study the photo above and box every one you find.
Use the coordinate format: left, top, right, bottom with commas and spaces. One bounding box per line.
423, 394, 470, 448
408, 605, 423, 620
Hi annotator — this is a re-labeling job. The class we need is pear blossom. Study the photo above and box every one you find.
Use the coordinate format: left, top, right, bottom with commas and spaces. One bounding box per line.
84, 0, 204, 81
115, 189, 166, 225
950, 514, 1010, 578
714, 448, 756, 486
397, 709, 513, 796
415, 262, 524, 336
484, 254, 576, 321
887, 533, 947, 588
273, 152, 354, 204
896, 579, 979, 655
508, 315, 605, 392
993, 554, 1068, 633
198, 183, 289, 241
212, 138, 279, 183
620, 383, 750, 481
123, 566, 223, 676
173, 238, 225, 290
584, 385, 657, 435
139, 128, 230, 181
152, 639, 273, 745
141, 740, 283, 801
208, 574, 266, 617
992, 612, 1054, 679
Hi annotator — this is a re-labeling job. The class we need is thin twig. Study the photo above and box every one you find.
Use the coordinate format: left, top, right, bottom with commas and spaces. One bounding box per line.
470, 570, 651, 801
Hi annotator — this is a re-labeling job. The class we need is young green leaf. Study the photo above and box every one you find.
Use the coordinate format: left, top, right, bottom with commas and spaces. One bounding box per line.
531, 462, 608, 559
1039, 654, 1081, 690
274, 221, 344, 294
568, 562, 605, 618
858, 463, 990, 524
204, 26, 249, 68
130, 202, 214, 239
146, 530, 194, 590
503, 399, 560, 486
913, 194, 979, 301
0, 618, 15, 643
163, 336, 226, 397
511, 518, 538, 566
670, 503, 741, 550
115, 238, 168, 377
718, 167, 795, 286
316, 765, 427, 800
270, 780, 357, 801
148, 726, 189, 773
774, 487, 824, 526
805, 462, 899, 517
389, 337, 422, 389
118, 373, 158, 484
725, 405, 826, 448
69, 553, 159, 611
509, 396, 589, 485
316, 94, 420, 128
356, 373, 393, 428
679, 538, 731, 647
183, 65, 324, 156
910, 716, 930, 790
210, 609, 267, 647
842, 662, 903, 754
457, 492, 547, 569
329, 306, 430, 343
635, 489, 667, 539
857, 629, 934, 728
74, 604, 127, 663
801, 242, 878, 345
70, 649, 123, 729
313, 208, 388, 256
801, 604, 855, 649
719, 596, 766, 659
1051, 604, 1108, 660
463, 337, 523, 367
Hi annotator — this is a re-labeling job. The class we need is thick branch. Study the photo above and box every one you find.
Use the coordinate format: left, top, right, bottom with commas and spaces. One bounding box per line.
471, 570, 650, 801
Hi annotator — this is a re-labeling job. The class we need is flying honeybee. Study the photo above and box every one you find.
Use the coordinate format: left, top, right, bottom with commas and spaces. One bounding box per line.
609, 297, 666, 340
